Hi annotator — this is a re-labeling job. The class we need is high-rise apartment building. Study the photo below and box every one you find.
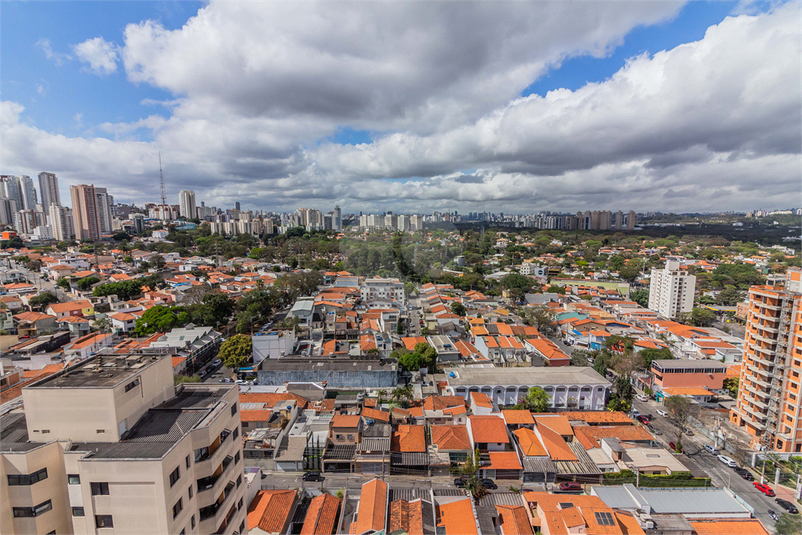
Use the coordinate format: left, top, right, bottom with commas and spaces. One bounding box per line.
94, 187, 113, 234
179, 190, 197, 219
730, 268, 802, 452
333, 205, 342, 231
648, 260, 696, 319
48, 204, 71, 241
1, 175, 22, 208
70, 184, 101, 241
0, 353, 247, 535
0, 197, 17, 226
38, 172, 61, 208
17, 176, 37, 211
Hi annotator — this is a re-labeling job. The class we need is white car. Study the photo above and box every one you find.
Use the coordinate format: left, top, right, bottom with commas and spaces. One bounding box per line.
213, 359, 222, 367
717, 454, 738, 468
704, 444, 719, 454
636, 394, 649, 402
656, 409, 669, 418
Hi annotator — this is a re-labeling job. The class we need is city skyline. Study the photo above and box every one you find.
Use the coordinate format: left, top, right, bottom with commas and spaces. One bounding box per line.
1, 1, 800, 214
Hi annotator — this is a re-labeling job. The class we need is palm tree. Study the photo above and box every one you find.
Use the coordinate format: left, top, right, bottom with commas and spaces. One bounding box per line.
377, 389, 387, 404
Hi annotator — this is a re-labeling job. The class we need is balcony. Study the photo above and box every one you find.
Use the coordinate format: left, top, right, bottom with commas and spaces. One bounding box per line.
195, 429, 234, 475
214, 504, 239, 535
199, 481, 235, 527
197, 455, 234, 494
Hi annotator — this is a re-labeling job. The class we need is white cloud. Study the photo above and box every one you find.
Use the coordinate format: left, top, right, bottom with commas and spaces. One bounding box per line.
35, 38, 71, 66
72, 37, 119, 75
5, 2, 801, 213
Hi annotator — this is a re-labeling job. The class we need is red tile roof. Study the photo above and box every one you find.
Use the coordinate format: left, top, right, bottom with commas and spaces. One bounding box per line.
468, 415, 510, 444
430, 425, 471, 451
331, 414, 362, 429
352, 479, 387, 534
392, 425, 427, 452
488, 451, 522, 470
436, 498, 478, 535
301, 493, 340, 535
496, 505, 533, 535
389, 499, 425, 535
502, 410, 534, 425
247, 489, 296, 533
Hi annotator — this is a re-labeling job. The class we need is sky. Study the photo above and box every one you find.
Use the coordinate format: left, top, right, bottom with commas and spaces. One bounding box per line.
1, 0, 800, 215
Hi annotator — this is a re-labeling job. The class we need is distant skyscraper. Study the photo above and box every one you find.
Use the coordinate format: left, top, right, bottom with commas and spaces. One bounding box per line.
38, 172, 60, 208
235, 201, 241, 211
132, 213, 145, 234
94, 187, 113, 234
178, 190, 197, 219
70, 184, 101, 241
648, 260, 696, 319
17, 176, 37, 211
333, 205, 342, 231
1, 175, 21, 208
0, 197, 16, 226
48, 204, 71, 241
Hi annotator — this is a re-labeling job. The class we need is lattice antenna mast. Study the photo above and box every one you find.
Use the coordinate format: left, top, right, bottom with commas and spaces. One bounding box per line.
159, 152, 166, 207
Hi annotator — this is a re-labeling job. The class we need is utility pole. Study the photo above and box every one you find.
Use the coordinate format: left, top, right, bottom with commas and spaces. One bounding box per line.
159, 151, 167, 209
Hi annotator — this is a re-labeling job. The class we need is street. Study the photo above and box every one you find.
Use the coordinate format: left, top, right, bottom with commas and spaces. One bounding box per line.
632, 397, 787, 530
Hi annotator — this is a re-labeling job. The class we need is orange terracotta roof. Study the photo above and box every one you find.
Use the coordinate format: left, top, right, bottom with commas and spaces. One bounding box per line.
430, 425, 471, 451
13, 311, 55, 322
423, 395, 465, 412
353, 479, 387, 534
362, 407, 391, 423
488, 451, 522, 470
536, 424, 576, 461
389, 499, 425, 535
402, 336, 428, 351
513, 427, 548, 457
560, 411, 633, 425
436, 498, 478, 535
470, 392, 493, 408
301, 493, 340, 535
573, 425, 655, 449
240, 392, 309, 410
392, 424, 426, 453
689, 520, 769, 535
47, 300, 93, 313
502, 410, 534, 425
468, 415, 510, 444
331, 414, 362, 429
247, 490, 296, 533
171, 356, 187, 368
496, 505, 533, 535
532, 415, 573, 437
662, 387, 713, 397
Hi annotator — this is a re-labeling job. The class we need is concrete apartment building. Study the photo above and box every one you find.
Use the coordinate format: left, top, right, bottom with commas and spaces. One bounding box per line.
730, 268, 802, 452
1, 354, 246, 535
69, 184, 102, 242
361, 277, 406, 309
648, 260, 696, 319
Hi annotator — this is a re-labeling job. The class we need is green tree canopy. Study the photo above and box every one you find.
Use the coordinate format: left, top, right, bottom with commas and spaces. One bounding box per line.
93, 280, 143, 300
450, 302, 466, 316
525, 386, 551, 412
629, 288, 649, 307
29, 292, 59, 308
398, 342, 438, 372
76, 276, 101, 291
135, 305, 190, 335
218, 334, 252, 369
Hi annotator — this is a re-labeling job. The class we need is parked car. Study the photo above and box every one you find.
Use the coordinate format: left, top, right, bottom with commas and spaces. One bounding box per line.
717, 454, 738, 468
558, 482, 583, 492
213, 359, 221, 366
631, 408, 640, 417
480, 479, 498, 490
684, 429, 694, 436
768, 509, 779, 522
636, 394, 649, 402
656, 409, 669, 418
734, 467, 754, 481
454, 476, 468, 488
754, 482, 775, 497
636, 415, 650, 425
668, 441, 683, 453
703, 444, 718, 454
302, 471, 324, 482
775, 498, 799, 514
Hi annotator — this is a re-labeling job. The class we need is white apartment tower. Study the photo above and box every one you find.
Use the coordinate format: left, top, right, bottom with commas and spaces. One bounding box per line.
38, 172, 61, 208
333, 205, 342, 231
361, 277, 406, 309
17, 176, 37, 211
648, 260, 696, 319
94, 187, 114, 234
1, 354, 247, 535
48, 204, 71, 241
179, 190, 197, 219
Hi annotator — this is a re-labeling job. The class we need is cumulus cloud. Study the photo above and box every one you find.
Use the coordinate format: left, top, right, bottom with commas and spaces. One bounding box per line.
73, 37, 119, 75
5, 1, 801, 213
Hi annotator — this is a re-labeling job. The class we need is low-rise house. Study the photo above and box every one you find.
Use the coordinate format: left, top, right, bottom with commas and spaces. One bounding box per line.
470, 391, 495, 415
391, 424, 428, 475
524, 491, 644, 535
63, 331, 114, 360
430, 424, 472, 467
45, 299, 94, 319
300, 493, 340, 535
525, 338, 571, 367
247, 489, 297, 535
110, 311, 139, 334
13, 311, 57, 337
434, 495, 479, 535
348, 478, 388, 535
467, 415, 511, 452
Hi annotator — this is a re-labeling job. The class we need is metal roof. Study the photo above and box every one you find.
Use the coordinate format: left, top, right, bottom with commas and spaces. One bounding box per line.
441, 366, 610, 387
592, 485, 751, 515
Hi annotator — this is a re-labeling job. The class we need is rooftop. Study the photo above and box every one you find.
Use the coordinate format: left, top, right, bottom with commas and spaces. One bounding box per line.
442, 366, 610, 387
26, 354, 164, 389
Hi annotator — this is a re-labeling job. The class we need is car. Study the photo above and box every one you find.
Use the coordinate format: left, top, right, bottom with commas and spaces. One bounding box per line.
754, 482, 775, 497
656, 409, 669, 418
558, 482, 583, 492
199, 369, 207, 378
703, 444, 718, 454
768, 509, 779, 522
235, 379, 246, 385
636, 415, 650, 425
636, 394, 649, 402
775, 498, 799, 514
668, 441, 683, 453
632, 408, 640, 416
213, 359, 221, 366
717, 454, 738, 468
480, 478, 498, 490
302, 471, 324, 482
684, 429, 694, 437
454, 476, 468, 488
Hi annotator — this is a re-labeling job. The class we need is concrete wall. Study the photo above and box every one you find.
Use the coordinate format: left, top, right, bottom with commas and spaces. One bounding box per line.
257, 369, 397, 388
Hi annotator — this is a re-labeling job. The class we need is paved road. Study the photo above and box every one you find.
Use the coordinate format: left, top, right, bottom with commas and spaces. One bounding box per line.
9, 262, 70, 302
632, 397, 784, 531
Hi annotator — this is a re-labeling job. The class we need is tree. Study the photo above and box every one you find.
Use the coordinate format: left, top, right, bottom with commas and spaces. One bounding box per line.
524, 386, 551, 412
451, 302, 466, 316
524, 306, 556, 336
135, 305, 190, 335
681, 307, 716, 327
715, 285, 743, 306
187, 292, 235, 328
92, 317, 111, 333
150, 254, 166, 270
93, 280, 143, 300
723, 377, 739, 398
638, 347, 673, 369
775, 512, 802, 535
76, 275, 101, 291
218, 334, 252, 370
501, 273, 533, 300
56, 278, 71, 291
630, 288, 649, 307
570, 350, 590, 366
618, 261, 643, 282
26, 259, 42, 272
398, 342, 438, 372
29, 292, 59, 308
664, 395, 699, 451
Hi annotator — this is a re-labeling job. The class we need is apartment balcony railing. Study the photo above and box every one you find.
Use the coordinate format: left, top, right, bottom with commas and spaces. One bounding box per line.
197, 455, 234, 494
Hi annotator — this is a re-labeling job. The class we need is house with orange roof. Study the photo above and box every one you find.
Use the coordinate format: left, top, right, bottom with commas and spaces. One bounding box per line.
349, 478, 388, 535
392, 425, 426, 453
45, 299, 94, 319
362, 406, 391, 423
300, 493, 340, 535
55, 315, 91, 337
110, 311, 139, 334
388, 497, 433, 535
523, 491, 644, 535
525, 338, 570, 367
502, 410, 535, 429
430, 425, 472, 466
13, 311, 57, 337
467, 415, 510, 452
470, 391, 495, 415
422, 395, 467, 425
480, 450, 523, 480
247, 489, 297, 535
63, 332, 114, 360
495, 504, 533, 535
689, 519, 769, 535
434, 496, 479, 535
329, 414, 362, 446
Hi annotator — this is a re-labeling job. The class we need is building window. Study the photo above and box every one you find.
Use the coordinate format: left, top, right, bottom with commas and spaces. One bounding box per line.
185, 454, 191, 469
72, 507, 85, 517
124, 378, 141, 392
169, 466, 181, 487
233, 427, 239, 440
13, 500, 52, 518
194, 446, 209, 462
91, 482, 110, 496
95, 515, 114, 528
188, 485, 193, 499
231, 403, 238, 416
236, 474, 242, 487
173, 498, 183, 519
239, 520, 245, 533
234, 452, 241, 464
191, 515, 196, 529
7, 468, 48, 486
68, 474, 80, 485
238, 497, 244, 509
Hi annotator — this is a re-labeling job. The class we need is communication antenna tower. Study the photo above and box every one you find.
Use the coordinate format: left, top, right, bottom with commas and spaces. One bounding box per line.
159, 152, 166, 208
